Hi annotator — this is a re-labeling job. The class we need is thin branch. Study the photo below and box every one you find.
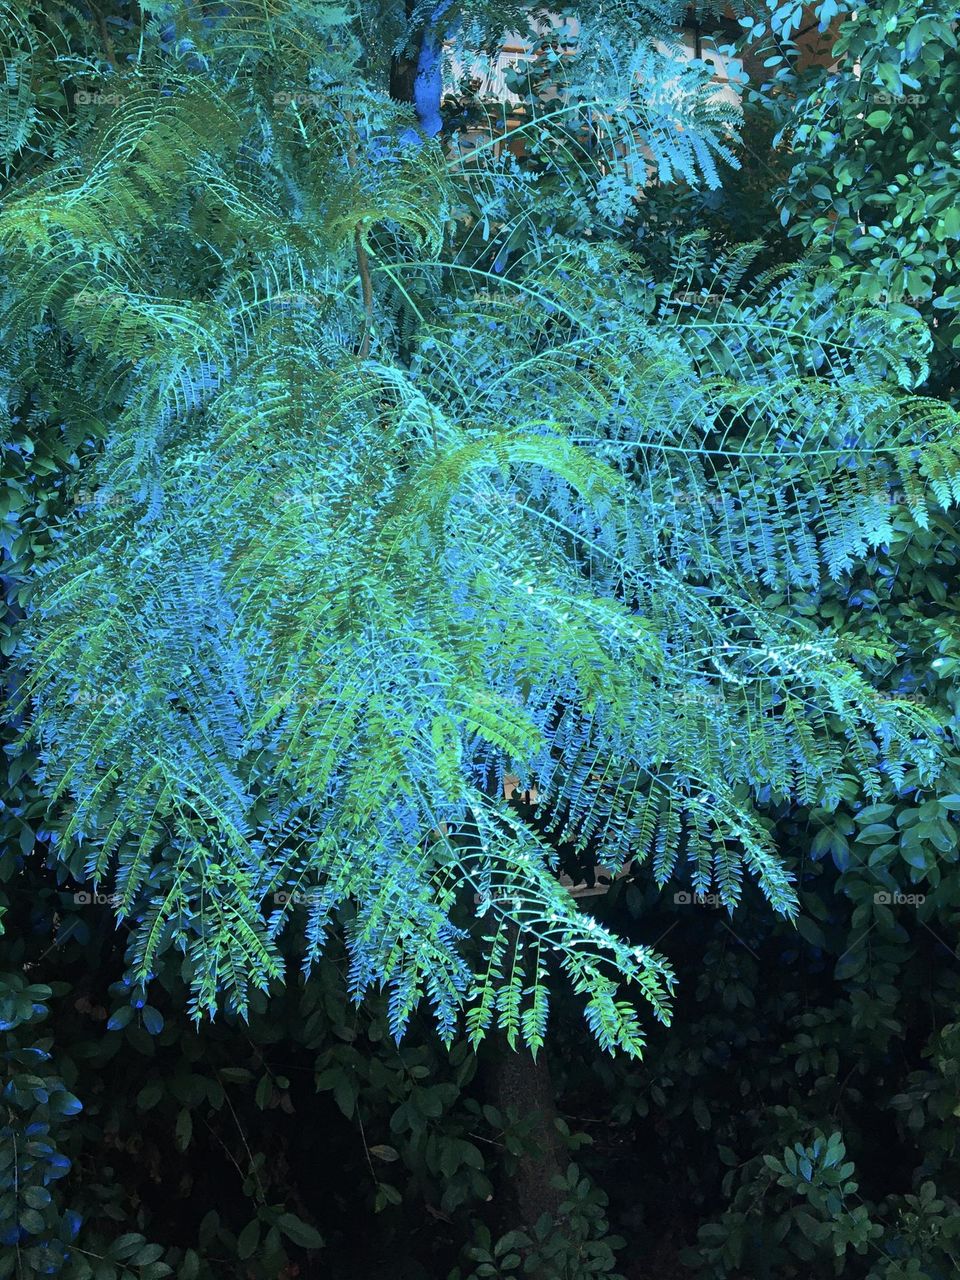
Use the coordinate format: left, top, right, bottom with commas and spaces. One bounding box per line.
87, 0, 118, 68
342, 109, 375, 360
218, 1078, 267, 1205
355, 224, 374, 360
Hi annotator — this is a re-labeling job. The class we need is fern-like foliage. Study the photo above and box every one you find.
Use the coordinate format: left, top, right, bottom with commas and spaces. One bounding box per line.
3, 0, 958, 1057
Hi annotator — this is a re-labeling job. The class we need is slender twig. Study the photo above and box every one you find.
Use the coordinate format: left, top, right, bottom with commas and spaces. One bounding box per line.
200, 1114, 250, 1191
355, 1102, 379, 1187
12, 1130, 21, 1280
467, 1130, 506, 1149
219, 1080, 266, 1204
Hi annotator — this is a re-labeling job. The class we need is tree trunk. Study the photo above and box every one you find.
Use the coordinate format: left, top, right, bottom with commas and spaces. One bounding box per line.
389, 0, 418, 103
487, 1035, 565, 1230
